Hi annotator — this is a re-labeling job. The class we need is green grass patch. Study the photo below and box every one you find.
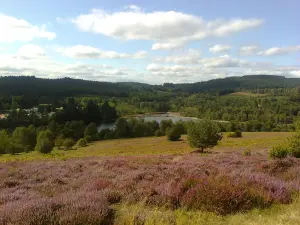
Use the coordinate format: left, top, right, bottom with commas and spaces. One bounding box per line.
114, 196, 300, 225
0, 132, 292, 162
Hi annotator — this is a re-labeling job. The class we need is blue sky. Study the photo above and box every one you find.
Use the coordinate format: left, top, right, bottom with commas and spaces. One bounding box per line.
0, 0, 299, 84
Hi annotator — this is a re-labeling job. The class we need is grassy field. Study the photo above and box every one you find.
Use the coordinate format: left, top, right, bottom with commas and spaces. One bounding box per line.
0, 132, 293, 162
227, 92, 268, 97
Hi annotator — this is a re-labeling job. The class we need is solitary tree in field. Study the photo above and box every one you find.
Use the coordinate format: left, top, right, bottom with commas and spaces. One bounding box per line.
187, 120, 222, 153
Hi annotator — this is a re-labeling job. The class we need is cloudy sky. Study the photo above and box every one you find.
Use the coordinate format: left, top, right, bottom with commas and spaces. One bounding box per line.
0, 0, 299, 84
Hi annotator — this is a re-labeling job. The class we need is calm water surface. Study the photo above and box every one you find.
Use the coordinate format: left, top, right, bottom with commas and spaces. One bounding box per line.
97, 113, 199, 131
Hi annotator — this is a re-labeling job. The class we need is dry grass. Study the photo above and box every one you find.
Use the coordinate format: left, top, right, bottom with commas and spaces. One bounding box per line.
227, 92, 268, 97
0, 132, 293, 162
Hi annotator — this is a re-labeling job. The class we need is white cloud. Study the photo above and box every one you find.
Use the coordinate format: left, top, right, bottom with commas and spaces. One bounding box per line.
200, 55, 249, 68
124, 5, 141, 12
209, 44, 232, 53
145, 60, 300, 83
0, 52, 134, 81
0, 13, 56, 42
152, 41, 185, 50
71, 8, 263, 50
17, 44, 46, 59
239, 45, 259, 55
57, 45, 147, 59
154, 49, 201, 64
1, 48, 300, 83
258, 45, 300, 56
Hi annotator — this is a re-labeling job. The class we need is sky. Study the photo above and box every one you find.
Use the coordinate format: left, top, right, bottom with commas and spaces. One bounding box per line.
0, 0, 299, 84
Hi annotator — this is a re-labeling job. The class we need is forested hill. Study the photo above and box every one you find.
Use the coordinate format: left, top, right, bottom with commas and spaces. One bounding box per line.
1, 75, 300, 97
170, 75, 300, 94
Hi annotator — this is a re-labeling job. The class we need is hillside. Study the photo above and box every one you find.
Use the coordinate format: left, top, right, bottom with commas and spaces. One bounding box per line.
172, 75, 300, 93
0, 75, 300, 97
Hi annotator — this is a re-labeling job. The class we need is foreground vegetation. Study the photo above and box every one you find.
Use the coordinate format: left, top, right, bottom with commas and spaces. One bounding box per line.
1, 140, 300, 224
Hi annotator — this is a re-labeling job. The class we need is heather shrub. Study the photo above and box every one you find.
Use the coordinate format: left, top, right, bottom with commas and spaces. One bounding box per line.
288, 133, 300, 158
180, 176, 271, 215
63, 138, 75, 150
269, 145, 289, 159
1, 193, 114, 225
77, 138, 87, 147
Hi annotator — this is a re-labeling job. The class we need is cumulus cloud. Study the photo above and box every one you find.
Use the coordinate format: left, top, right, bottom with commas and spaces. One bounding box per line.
0, 51, 134, 81
71, 8, 263, 50
154, 49, 201, 64
238, 45, 300, 56
200, 55, 250, 68
152, 41, 185, 50
239, 45, 259, 55
57, 45, 147, 59
124, 5, 141, 12
258, 45, 300, 56
209, 44, 232, 53
0, 13, 56, 42
17, 44, 46, 59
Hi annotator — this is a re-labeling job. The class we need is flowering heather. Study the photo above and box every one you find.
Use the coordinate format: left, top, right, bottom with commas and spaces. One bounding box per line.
1, 151, 300, 223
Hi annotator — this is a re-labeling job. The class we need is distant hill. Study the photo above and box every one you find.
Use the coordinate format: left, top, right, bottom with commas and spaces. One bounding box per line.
171, 75, 300, 93
1, 75, 300, 97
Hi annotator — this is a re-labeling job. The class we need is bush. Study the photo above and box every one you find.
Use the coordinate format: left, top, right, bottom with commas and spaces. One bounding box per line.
155, 129, 163, 137
167, 125, 182, 141
103, 131, 115, 140
160, 120, 173, 135
187, 120, 222, 153
35, 136, 53, 154
84, 123, 98, 140
228, 130, 242, 138
97, 129, 110, 140
12, 127, 30, 152
269, 145, 289, 159
77, 138, 87, 147
288, 133, 300, 158
0, 130, 12, 154
63, 138, 75, 150
84, 135, 92, 143
55, 135, 65, 149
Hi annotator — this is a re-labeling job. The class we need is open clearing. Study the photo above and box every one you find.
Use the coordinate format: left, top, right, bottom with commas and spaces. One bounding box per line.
0, 132, 293, 162
227, 92, 268, 97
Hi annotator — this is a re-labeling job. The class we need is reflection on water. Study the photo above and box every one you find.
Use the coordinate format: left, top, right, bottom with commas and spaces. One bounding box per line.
97, 113, 199, 132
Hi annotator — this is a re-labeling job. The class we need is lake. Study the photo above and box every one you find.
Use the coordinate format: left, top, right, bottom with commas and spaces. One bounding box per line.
97, 113, 199, 131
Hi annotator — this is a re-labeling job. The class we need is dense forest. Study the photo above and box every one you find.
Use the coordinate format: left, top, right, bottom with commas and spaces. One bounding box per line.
1, 75, 300, 133
1, 75, 300, 98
